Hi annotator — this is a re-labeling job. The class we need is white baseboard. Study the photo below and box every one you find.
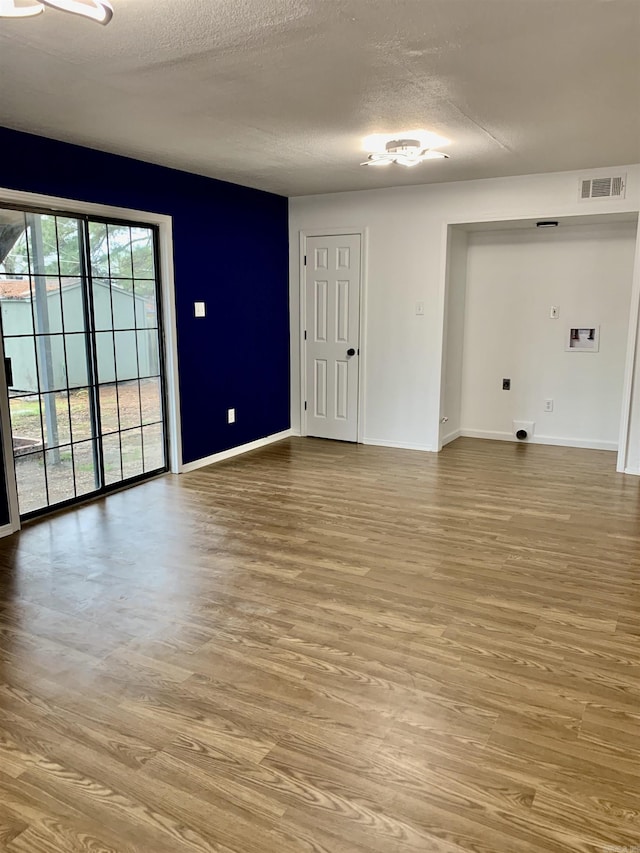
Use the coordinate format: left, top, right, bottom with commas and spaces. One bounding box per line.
461, 429, 514, 442
180, 429, 295, 473
460, 428, 617, 452
441, 429, 461, 447
0, 522, 17, 539
362, 437, 436, 452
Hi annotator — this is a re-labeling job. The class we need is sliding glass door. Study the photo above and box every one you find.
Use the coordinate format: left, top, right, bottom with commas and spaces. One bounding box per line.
0, 206, 167, 519
88, 219, 166, 489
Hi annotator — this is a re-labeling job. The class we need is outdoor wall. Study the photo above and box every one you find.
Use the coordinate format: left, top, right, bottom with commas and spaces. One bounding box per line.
0, 125, 290, 476
289, 165, 640, 466
456, 222, 636, 449
2, 285, 154, 390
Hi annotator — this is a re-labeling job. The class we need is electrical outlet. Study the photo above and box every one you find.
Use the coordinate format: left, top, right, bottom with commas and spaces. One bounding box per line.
227, 408, 235, 424
544, 399, 554, 413
502, 378, 511, 390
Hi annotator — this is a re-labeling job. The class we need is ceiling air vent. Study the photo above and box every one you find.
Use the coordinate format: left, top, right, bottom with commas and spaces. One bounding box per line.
580, 175, 626, 201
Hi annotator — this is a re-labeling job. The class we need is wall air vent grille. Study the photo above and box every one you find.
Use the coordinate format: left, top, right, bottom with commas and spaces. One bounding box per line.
579, 175, 626, 201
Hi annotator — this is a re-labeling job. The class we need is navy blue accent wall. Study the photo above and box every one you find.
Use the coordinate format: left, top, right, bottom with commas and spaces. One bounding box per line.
0, 125, 290, 474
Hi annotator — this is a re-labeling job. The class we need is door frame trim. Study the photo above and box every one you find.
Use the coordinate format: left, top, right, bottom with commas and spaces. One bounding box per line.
617, 216, 640, 473
0, 186, 183, 535
298, 228, 368, 443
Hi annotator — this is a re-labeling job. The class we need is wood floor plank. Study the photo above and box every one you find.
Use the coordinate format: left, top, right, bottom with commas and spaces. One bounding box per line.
0, 436, 639, 851
6, 819, 131, 853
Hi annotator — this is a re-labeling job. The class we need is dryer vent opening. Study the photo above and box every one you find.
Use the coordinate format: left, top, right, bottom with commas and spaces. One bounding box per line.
513, 421, 535, 441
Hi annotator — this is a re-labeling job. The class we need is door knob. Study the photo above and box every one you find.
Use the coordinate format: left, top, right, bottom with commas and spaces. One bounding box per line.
347, 348, 356, 357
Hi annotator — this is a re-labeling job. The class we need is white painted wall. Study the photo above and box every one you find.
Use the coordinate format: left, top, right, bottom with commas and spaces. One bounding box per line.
289, 164, 640, 460
454, 222, 636, 450
440, 228, 468, 445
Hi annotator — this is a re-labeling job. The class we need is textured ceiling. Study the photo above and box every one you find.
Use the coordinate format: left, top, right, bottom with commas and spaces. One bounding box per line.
0, 0, 639, 196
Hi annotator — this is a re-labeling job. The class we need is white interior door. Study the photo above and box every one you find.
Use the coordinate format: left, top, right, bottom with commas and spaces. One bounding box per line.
305, 234, 361, 442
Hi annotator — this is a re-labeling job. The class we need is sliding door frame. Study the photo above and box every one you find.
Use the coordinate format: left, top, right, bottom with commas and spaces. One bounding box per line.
0, 187, 182, 536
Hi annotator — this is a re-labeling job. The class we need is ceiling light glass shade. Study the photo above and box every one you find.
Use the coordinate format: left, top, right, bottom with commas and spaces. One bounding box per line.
361, 154, 392, 166
362, 130, 451, 153
0, 0, 44, 17
361, 139, 449, 167
41, 0, 112, 23
419, 150, 449, 160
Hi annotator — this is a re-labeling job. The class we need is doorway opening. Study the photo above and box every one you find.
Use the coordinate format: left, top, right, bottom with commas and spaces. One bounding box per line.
0, 205, 169, 519
439, 213, 639, 468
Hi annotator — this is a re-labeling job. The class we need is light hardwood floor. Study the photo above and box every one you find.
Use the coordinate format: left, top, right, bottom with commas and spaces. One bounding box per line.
0, 436, 639, 852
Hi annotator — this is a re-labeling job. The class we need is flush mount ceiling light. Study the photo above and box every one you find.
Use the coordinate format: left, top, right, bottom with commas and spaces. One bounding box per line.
361, 139, 449, 167
0, 0, 113, 23
361, 131, 450, 168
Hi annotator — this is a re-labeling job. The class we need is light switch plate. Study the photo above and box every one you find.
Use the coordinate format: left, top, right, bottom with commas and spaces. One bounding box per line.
194, 301, 206, 318
416, 301, 425, 316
